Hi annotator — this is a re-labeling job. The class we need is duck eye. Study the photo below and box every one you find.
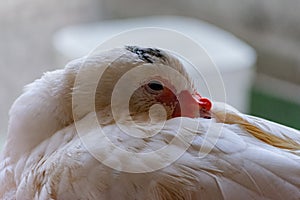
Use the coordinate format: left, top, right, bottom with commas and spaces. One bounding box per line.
147, 80, 164, 91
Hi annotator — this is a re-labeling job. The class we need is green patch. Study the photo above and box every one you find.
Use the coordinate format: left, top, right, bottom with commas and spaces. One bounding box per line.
250, 89, 300, 130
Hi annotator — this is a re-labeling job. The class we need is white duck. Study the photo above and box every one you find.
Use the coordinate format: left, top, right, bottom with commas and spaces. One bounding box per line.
0, 46, 299, 200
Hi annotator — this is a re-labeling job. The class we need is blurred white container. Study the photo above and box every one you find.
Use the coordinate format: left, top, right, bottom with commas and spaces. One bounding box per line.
53, 16, 256, 112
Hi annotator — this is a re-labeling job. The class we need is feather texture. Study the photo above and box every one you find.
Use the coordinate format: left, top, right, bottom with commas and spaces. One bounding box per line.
1, 47, 300, 199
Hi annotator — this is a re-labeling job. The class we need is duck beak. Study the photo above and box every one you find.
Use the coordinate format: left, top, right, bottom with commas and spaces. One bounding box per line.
172, 90, 212, 118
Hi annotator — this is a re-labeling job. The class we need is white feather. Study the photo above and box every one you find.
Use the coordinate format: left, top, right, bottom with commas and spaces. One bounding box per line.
1, 47, 300, 199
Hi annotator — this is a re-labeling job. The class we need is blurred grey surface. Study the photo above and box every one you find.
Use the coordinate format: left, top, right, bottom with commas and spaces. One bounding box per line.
102, 0, 300, 84
1, 0, 300, 148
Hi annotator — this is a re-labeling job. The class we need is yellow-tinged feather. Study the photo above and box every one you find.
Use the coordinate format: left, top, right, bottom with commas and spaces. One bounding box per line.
213, 110, 300, 150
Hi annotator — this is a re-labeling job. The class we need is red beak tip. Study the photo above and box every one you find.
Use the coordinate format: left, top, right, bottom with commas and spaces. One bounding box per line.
199, 97, 212, 111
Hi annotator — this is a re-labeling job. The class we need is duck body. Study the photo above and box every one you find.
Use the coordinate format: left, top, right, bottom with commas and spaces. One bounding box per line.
0, 47, 299, 200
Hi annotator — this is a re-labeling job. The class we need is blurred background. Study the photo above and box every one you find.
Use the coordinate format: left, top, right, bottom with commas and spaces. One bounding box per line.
1, 0, 300, 149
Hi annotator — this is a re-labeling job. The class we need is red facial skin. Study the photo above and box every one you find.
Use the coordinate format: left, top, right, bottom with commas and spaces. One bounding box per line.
154, 86, 212, 119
